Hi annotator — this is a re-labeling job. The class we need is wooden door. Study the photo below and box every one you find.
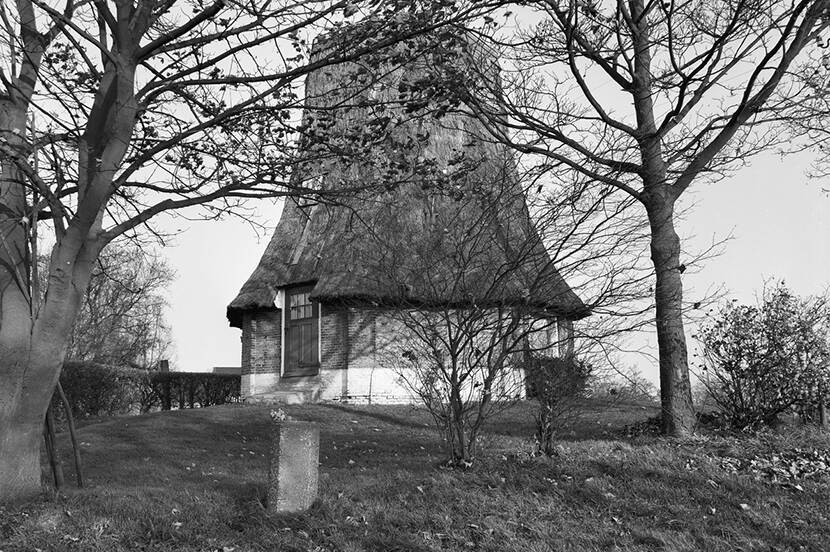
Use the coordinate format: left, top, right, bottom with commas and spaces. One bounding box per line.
284, 286, 319, 377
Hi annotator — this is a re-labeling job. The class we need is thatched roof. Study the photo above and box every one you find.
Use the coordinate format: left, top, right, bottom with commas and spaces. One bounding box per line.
227, 31, 588, 328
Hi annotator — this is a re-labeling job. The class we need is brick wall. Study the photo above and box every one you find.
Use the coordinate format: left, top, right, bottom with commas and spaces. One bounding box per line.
320, 305, 348, 372
238, 303, 566, 402
362, 308, 528, 402
314, 305, 415, 403
317, 305, 535, 403
344, 308, 413, 403
318, 304, 349, 400
241, 309, 281, 395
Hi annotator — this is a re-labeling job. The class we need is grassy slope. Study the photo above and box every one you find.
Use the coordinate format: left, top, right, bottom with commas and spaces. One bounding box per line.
1, 399, 828, 552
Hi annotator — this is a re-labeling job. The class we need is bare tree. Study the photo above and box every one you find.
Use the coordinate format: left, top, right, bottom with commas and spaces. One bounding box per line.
60, 241, 173, 368
367, 173, 573, 466
373, 172, 662, 463
392, 309, 540, 465
787, 38, 830, 180
417, 0, 830, 435
0, 0, 497, 502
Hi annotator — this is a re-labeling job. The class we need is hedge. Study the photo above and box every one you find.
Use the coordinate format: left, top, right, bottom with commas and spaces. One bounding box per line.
148, 371, 241, 411
54, 361, 240, 419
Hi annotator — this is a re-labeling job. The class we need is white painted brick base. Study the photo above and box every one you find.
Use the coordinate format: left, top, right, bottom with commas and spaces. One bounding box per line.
241, 373, 279, 396
240, 304, 561, 403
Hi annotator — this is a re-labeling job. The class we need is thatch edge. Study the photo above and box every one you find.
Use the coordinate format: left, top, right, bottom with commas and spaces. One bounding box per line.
228, 286, 590, 329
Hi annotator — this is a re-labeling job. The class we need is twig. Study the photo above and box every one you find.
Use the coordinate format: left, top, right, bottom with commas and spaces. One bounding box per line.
43, 405, 65, 489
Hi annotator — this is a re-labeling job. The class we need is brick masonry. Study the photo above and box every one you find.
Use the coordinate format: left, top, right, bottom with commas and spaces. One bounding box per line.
241, 309, 281, 396
240, 302, 569, 402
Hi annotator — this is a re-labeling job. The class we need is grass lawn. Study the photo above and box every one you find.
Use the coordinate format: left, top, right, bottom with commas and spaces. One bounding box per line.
1, 398, 829, 551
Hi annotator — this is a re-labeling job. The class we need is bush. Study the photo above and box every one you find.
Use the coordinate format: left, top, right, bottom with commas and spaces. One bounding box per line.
52, 362, 241, 420
526, 356, 591, 455
697, 283, 830, 429
389, 309, 532, 467
147, 372, 241, 410
56, 361, 144, 418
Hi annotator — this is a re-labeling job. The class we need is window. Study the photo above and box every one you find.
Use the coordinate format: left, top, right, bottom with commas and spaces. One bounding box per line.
289, 291, 313, 320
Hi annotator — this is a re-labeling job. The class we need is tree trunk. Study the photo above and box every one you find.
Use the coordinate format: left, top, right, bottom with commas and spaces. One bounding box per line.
0, 345, 65, 502
627, 0, 694, 435
0, 245, 95, 502
646, 196, 696, 436
0, 99, 43, 502
0, 421, 42, 502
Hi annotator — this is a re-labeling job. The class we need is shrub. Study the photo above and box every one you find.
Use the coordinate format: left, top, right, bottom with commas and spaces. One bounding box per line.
56, 361, 144, 418
697, 283, 830, 429
388, 309, 533, 467
147, 372, 241, 409
52, 363, 241, 420
526, 356, 591, 455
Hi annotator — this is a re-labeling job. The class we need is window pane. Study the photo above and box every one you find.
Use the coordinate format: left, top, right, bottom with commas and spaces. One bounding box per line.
288, 290, 314, 320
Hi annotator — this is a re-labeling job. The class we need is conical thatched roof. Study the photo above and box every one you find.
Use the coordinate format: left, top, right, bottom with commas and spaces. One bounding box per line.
227, 30, 588, 328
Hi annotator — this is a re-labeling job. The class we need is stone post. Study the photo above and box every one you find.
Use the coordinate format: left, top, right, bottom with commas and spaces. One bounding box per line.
268, 418, 320, 513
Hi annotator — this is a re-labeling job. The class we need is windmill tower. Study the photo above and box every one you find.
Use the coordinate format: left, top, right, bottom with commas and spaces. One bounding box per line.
227, 29, 588, 402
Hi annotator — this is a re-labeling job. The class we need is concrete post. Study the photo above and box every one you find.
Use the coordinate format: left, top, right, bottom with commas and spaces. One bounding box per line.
268, 420, 320, 513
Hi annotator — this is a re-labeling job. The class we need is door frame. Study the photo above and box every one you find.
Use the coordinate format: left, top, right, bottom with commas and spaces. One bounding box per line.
281, 284, 320, 377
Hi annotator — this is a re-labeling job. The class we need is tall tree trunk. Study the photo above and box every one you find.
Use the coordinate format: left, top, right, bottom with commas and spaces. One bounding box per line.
0, 243, 94, 502
646, 194, 695, 436
449, 384, 466, 464
0, 98, 41, 502
0, 339, 68, 501
0, 418, 42, 502
627, 0, 694, 435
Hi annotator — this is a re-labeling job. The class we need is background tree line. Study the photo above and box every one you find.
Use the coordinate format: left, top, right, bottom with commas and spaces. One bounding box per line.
38, 240, 174, 369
